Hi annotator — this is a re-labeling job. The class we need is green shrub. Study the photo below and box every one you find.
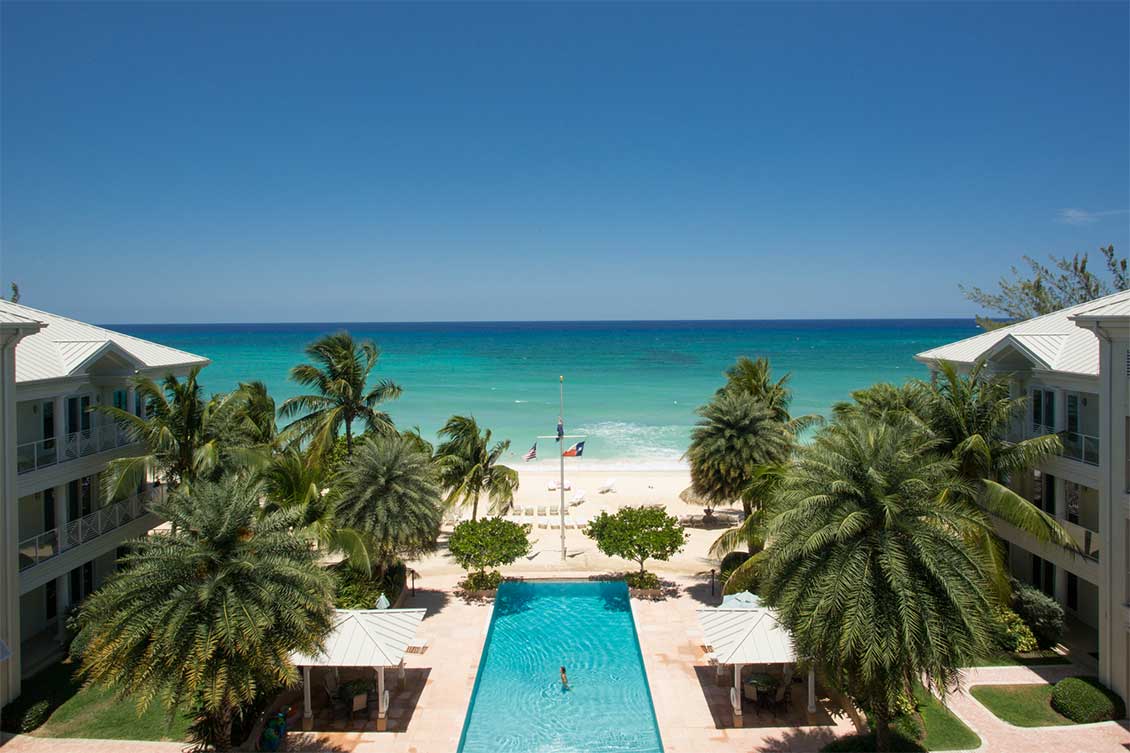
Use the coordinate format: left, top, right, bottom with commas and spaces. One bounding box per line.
18, 699, 51, 733
993, 606, 1039, 654
449, 517, 531, 576
584, 506, 686, 573
821, 731, 924, 752
1012, 583, 1065, 649
624, 570, 661, 590
1051, 676, 1125, 723
461, 569, 503, 592
332, 561, 405, 609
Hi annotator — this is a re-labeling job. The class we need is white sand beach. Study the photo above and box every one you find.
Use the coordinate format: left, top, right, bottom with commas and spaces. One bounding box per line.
411, 469, 742, 580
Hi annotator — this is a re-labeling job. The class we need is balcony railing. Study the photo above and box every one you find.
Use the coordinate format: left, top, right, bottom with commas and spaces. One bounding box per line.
18, 492, 151, 572
1061, 431, 1100, 466
1063, 520, 1101, 561
16, 423, 134, 475
1031, 422, 1055, 438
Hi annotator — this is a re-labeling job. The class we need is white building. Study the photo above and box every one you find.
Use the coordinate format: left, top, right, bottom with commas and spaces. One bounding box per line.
0, 300, 207, 706
917, 289, 1130, 700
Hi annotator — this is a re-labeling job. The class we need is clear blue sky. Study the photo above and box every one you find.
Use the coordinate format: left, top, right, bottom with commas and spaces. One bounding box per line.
1, 2, 1127, 323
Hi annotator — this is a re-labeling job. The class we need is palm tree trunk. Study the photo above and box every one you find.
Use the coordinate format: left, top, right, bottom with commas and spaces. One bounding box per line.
873, 712, 891, 752
345, 420, 353, 455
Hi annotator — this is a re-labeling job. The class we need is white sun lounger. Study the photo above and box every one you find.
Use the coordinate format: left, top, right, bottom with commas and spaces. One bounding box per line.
546, 480, 573, 491
570, 490, 586, 506
598, 478, 616, 494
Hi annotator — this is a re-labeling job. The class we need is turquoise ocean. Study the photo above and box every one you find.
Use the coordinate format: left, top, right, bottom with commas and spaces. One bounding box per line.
112, 320, 975, 470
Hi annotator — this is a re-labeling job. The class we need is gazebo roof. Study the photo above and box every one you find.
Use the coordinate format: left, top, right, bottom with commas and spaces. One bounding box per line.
697, 607, 796, 665
292, 608, 426, 668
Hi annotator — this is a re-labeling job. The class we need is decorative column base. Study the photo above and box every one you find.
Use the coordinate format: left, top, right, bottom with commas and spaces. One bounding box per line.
376, 716, 387, 732
302, 715, 313, 731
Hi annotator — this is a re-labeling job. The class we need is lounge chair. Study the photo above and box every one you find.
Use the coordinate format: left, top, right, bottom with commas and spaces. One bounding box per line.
570, 490, 586, 506
407, 637, 429, 654
598, 478, 616, 494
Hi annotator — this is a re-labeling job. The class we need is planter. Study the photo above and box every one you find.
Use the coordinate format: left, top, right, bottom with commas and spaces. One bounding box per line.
629, 588, 664, 600
461, 589, 497, 600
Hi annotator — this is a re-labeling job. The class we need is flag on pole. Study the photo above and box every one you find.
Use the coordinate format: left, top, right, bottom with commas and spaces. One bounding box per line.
563, 441, 585, 457
556, 417, 564, 442
523, 443, 537, 461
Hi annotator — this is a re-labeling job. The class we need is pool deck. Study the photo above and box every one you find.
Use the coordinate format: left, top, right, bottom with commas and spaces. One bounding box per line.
283, 571, 857, 753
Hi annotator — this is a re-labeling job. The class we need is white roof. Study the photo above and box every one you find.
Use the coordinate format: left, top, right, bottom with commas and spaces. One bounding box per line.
0, 300, 209, 384
698, 607, 797, 665
915, 289, 1130, 377
291, 609, 426, 668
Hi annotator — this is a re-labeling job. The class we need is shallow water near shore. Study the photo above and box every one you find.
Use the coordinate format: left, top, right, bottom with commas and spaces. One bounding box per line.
113, 319, 975, 467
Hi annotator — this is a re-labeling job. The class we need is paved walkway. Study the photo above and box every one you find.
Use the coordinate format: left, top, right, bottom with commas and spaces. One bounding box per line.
940, 663, 1130, 753
0, 733, 185, 752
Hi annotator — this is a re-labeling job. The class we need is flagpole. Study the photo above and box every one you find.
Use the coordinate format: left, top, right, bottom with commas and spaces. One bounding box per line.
559, 375, 566, 561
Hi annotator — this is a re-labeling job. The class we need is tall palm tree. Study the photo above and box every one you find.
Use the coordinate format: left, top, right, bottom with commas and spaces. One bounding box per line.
761, 416, 996, 752
434, 415, 519, 520
334, 434, 444, 574
97, 368, 258, 499
278, 332, 402, 457
71, 476, 333, 751
686, 391, 793, 517
231, 380, 278, 446
718, 356, 820, 433
259, 447, 373, 572
837, 361, 1077, 588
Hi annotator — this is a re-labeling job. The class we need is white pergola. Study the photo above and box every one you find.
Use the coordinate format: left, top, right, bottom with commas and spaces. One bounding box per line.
291, 608, 426, 731
697, 606, 816, 722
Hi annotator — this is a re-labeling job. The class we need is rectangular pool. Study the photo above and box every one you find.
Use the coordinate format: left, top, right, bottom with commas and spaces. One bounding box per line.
457, 580, 664, 753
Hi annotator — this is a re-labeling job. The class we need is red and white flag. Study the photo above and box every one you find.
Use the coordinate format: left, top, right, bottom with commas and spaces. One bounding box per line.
523, 443, 537, 461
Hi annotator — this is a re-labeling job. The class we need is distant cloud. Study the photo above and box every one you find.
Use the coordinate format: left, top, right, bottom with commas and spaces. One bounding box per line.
1057, 208, 1130, 225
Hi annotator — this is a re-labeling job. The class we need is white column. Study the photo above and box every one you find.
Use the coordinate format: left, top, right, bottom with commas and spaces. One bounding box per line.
807, 666, 817, 713
377, 665, 387, 731
52, 395, 65, 463
732, 663, 742, 719
126, 385, 136, 416
302, 666, 312, 730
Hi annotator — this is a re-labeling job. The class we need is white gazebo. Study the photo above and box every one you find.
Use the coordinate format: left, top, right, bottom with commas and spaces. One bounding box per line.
291, 608, 426, 731
697, 606, 816, 723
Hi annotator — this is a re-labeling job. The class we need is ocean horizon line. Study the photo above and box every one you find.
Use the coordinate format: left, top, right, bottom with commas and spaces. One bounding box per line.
106, 316, 977, 329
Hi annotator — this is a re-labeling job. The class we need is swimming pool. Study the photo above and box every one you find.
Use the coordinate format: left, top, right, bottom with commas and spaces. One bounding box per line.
457, 580, 664, 753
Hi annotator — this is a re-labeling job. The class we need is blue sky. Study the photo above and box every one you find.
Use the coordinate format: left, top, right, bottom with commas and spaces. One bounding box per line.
1, 2, 1127, 323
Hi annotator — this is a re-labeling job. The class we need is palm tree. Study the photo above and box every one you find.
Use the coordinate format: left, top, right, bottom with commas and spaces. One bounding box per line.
71, 476, 333, 750
707, 461, 786, 592
97, 368, 258, 499
334, 434, 444, 574
231, 380, 278, 446
259, 447, 374, 572
718, 356, 820, 433
278, 332, 402, 457
761, 416, 996, 752
435, 415, 519, 520
686, 391, 793, 517
837, 361, 1077, 588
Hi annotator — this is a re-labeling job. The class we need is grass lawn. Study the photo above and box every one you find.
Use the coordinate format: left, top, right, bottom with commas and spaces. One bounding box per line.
970, 684, 1074, 727
971, 649, 1071, 667
1, 659, 189, 741
912, 684, 981, 751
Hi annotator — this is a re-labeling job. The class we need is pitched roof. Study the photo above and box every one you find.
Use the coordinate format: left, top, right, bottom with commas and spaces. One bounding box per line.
697, 607, 797, 665
0, 300, 209, 384
291, 609, 426, 668
915, 289, 1130, 377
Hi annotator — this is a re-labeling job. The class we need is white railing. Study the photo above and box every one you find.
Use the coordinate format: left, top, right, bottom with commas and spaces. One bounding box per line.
16, 422, 135, 475
1061, 431, 1100, 466
1063, 520, 1101, 561
17, 492, 151, 572
1030, 422, 1055, 438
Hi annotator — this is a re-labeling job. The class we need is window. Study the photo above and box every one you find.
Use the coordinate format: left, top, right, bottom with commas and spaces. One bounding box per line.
1032, 471, 1056, 515
42, 400, 54, 440
1067, 394, 1079, 434
1067, 572, 1078, 611
113, 389, 127, 411
1032, 389, 1055, 433
80, 396, 91, 432
43, 488, 55, 531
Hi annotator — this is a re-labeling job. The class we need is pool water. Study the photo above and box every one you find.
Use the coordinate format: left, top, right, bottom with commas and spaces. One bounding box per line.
457, 580, 664, 753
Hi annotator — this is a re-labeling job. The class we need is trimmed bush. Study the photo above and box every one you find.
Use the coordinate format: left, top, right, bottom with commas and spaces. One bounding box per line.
993, 606, 1039, 654
1012, 583, 1065, 649
18, 699, 51, 733
461, 569, 503, 592
1051, 676, 1125, 723
821, 730, 924, 752
624, 570, 661, 591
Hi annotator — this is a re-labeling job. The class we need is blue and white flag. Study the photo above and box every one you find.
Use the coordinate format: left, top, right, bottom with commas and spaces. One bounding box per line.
563, 441, 584, 457
556, 417, 564, 442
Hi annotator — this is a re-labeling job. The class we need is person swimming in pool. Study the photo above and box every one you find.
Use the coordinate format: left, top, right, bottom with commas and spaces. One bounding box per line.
560, 666, 569, 689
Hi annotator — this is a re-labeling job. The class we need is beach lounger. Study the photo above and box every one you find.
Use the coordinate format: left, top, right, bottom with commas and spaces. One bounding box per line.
407, 637, 429, 654
570, 490, 586, 506
598, 478, 616, 494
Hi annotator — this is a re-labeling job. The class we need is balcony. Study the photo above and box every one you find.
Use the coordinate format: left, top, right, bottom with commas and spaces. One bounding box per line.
16, 422, 135, 475
1061, 431, 1100, 467
18, 492, 152, 572
1063, 520, 1101, 561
